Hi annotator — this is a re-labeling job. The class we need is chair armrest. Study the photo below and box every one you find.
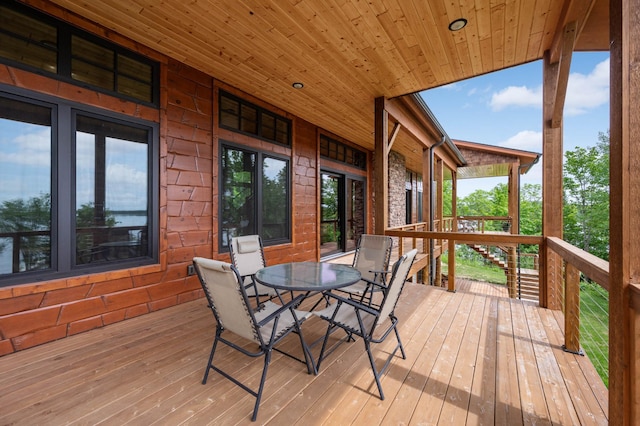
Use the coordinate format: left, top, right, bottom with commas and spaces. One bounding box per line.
256, 294, 306, 326
324, 291, 380, 316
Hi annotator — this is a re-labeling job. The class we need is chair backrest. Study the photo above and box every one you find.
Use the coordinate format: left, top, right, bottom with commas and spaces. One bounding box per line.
193, 257, 260, 344
376, 249, 418, 324
352, 234, 393, 284
230, 235, 266, 279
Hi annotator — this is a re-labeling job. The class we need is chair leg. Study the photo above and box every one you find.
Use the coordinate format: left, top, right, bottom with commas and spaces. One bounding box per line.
251, 350, 272, 422
315, 321, 337, 372
364, 338, 385, 400
394, 326, 407, 359
294, 320, 316, 374
202, 331, 221, 384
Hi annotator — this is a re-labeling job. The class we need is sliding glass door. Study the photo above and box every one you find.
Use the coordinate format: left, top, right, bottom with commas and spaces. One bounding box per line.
320, 171, 365, 257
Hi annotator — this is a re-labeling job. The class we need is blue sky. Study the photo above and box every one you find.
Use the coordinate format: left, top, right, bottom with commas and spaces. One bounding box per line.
420, 51, 610, 197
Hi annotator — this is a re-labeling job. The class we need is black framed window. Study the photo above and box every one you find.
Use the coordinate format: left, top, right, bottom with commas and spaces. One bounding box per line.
220, 143, 290, 250
0, 90, 158, 286
0, 1, 158, 105
219, 91, 291, 146
320, 135, 367, 170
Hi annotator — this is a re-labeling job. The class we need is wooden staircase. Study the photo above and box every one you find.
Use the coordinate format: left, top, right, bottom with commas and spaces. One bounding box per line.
469, 244, 507, 270
468, 244, 539, 301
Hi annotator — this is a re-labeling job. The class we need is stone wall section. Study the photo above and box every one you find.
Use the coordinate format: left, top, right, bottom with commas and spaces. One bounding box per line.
388, 151, 407, 228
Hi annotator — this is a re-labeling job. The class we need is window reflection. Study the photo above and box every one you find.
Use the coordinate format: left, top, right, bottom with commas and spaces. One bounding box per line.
75, 115, 149, 265
0, 97, 52, 274
221, 145, 290, 249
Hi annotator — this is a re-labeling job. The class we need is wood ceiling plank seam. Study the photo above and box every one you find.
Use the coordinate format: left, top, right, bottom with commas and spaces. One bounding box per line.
428, 0, 470, 81
53, 0, 221, 68
318, 1, 419, 93
461, 1, 486, 75
255, 0, 387, 95
374, 6, 443, 89
178, 0, 355, 94
474, 0, 495, 73
191, 1, 327, 76
490, 3, 506, 70
502, 0, 521, 67
537, 0, 563, 58
377, 1, 418, 47
163, 0, 376, 112
513, 0, 537, 64
400, 1, 451, 72
343, 0, 416, 74
454, 39, 475, 79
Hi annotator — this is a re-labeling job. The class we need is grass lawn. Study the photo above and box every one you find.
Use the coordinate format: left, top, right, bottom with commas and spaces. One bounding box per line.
442, 255, 507, 285
580, 281, 609, 387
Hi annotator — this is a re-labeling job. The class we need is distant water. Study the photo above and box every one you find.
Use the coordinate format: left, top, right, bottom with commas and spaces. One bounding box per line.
0, 213, 147, 275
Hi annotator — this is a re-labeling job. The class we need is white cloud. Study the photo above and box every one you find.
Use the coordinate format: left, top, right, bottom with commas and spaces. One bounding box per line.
499, 130, 542, 152
0, 128, 51, 167
565, 58, 609, 115
441, 82, 462, 91
490, 85, 542, 110
488, 58, 610, 115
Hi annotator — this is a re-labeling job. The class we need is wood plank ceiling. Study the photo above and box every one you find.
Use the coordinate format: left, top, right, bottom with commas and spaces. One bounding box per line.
40, 0, 608, 169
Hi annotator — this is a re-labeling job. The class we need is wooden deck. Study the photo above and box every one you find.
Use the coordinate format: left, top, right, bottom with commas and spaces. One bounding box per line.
0, 279, 607, 425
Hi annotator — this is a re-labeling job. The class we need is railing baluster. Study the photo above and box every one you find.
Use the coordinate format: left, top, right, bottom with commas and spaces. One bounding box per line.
564, 262, 583, 354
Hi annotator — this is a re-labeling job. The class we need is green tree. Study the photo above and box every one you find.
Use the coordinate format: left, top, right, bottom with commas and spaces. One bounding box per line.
457, 188, 495, 216
519, 183, 542, 236
563, 131, 610, 260
0, 193, 51, 271
321, 175, 339, 243
443, 179, 453, 216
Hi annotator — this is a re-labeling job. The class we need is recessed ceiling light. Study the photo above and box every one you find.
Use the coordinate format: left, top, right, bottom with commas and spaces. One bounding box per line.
448, 18, 467, 31
292, 82, 304, 89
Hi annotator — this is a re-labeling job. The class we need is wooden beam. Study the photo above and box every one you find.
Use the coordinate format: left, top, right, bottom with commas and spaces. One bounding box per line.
374, 97, 389, 234
551, 22, 576, 128
549, 0, 598, 63
609, 0, 639, 423
508, 163, 519, 234
542, 50, 565, 310
386, 122, 401, 155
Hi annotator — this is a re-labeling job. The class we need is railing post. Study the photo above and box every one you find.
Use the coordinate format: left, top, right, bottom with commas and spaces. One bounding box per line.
447, 238, 456, 292
563, 262, 583, 355
507, 246, 517, 298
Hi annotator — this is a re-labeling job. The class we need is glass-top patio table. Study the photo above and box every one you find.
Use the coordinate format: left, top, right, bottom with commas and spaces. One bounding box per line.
255, 262, 361, 293
255, 262, 361, 374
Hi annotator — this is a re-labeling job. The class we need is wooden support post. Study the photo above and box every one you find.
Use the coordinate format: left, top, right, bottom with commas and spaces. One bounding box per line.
507, 246, 518, 298
508, 163, 519, 234
610, 0, 639, 422
447, 238, 455, 292
374, 97, 388, 235
563, 262, 582, 355
542, 50, 565, 310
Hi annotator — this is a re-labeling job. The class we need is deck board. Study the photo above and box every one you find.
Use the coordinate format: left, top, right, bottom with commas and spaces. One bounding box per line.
0, 279, 608, 425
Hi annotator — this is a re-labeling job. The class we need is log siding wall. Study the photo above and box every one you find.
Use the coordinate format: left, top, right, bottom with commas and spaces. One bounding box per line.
0, 15, 326, 356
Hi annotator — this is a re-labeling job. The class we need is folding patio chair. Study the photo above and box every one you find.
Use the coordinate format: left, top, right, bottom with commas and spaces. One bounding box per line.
336, 234, 393, 305
192, 257, 313, 422
314, 248, 417, 400
230, 234, 278, 305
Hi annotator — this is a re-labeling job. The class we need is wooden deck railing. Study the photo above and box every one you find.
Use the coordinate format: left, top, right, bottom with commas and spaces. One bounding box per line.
384, 226, 611, 366
545, 236, 609, 354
